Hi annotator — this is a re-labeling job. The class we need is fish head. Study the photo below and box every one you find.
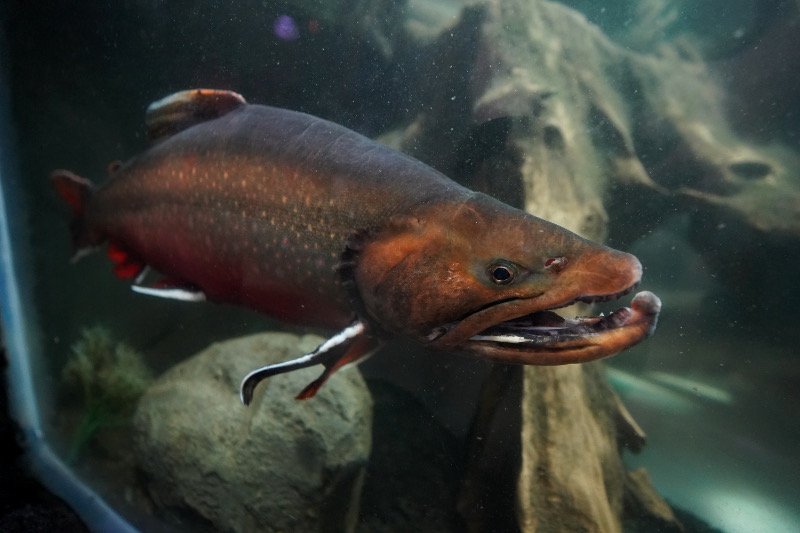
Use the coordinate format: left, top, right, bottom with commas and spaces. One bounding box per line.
351, 193, 660, 365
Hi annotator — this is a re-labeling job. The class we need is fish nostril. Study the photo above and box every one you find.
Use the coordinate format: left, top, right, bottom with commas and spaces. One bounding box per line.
729, 161, 772, 180
544, 256, 567, 272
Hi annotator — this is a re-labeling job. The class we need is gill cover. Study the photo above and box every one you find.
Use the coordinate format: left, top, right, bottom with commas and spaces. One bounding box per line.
347, 209, 493, 340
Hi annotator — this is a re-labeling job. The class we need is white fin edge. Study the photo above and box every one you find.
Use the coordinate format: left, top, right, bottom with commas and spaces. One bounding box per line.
239, 321, 367, 405
131, 285, 206, 302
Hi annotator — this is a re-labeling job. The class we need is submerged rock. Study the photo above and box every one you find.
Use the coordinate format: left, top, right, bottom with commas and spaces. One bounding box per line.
133, 332, 372, 533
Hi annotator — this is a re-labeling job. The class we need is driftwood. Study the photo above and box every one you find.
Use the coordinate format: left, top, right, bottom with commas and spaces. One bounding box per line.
399, 0, 800, 313
388, 0, 783, 529
391, 0, 792, 529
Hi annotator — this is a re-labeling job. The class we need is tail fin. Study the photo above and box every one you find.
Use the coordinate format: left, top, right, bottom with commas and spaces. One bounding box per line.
51, 169, 100, 261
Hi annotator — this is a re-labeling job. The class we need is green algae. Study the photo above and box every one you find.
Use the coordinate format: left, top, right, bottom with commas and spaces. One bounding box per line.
61, 326, 152, 463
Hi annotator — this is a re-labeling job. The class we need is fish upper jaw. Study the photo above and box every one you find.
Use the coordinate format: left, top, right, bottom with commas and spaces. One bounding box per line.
429, 248, 643, 345
426, 250, 659, 365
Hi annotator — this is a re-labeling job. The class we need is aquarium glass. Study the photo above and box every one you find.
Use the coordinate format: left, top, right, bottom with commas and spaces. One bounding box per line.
1, 1, 798, 532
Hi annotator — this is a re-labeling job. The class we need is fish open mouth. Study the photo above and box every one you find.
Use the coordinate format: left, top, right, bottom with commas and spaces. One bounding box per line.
472, 290, 659, 345
431, 290, 661, 365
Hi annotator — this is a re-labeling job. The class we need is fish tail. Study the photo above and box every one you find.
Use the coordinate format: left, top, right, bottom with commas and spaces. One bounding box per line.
50, 169, 101, 261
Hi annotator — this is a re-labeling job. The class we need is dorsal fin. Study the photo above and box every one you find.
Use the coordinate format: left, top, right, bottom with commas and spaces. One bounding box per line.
145, 89, 247, 142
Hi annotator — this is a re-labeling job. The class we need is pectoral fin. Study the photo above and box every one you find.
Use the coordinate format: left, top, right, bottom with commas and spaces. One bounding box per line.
240, 321, 378, 404
129, 266, 206, 302
131, 284, 206, 302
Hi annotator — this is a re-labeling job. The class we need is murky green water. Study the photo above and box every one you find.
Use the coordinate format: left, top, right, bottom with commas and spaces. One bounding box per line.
2, 1, 798, 531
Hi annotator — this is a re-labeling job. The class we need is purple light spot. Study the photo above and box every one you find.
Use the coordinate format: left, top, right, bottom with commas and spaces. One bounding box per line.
274, 15, 300, 41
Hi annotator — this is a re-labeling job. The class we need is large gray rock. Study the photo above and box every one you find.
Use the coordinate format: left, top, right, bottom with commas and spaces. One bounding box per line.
133, 332, 373, 533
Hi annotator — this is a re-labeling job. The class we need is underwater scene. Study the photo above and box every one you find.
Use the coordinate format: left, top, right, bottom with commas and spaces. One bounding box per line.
1, 1, 798, 532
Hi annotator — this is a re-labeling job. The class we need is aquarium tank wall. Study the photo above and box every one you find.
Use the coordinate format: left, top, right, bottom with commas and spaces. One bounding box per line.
1, 1, 799, 531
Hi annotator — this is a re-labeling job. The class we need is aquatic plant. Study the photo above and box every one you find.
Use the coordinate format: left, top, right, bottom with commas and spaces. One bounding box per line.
61, 326, 152, 463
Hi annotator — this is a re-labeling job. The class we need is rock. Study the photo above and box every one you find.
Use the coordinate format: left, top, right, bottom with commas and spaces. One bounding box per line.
133, 332, 373, 533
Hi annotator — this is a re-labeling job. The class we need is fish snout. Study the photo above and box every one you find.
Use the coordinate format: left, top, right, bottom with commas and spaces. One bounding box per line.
566, 248, 642, 302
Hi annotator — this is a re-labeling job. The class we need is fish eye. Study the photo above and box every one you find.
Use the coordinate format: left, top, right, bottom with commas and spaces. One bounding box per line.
488, 262, 516, 285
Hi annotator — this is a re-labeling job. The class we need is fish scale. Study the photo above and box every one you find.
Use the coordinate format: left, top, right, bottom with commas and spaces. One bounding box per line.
92, 113, 456, 326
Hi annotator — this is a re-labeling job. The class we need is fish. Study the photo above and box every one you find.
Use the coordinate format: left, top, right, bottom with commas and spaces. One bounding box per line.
51, 89, 661, 403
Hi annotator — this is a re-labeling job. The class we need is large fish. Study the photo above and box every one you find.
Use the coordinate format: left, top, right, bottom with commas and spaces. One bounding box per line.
52, 89, 661, 403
